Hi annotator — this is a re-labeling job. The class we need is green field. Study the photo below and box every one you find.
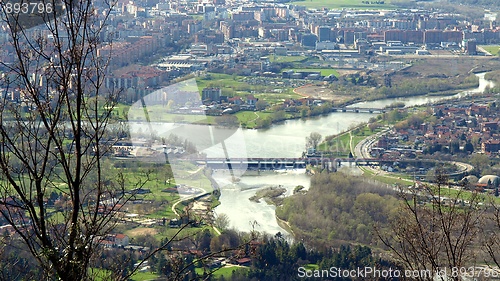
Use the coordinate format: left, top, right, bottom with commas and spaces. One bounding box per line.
284, 68, 340, 77
359, 166, 412, 186
130, 271, 160, 281
93, 268, 159, 281
254, 90, 303, 104
291, 0, 396, 9
269, 55, 307, 63
480, 45, 500, 56
234, 111, 273, 128
318, 131, 352, 157
195, 265, 249, 279
196, 73, 252, 91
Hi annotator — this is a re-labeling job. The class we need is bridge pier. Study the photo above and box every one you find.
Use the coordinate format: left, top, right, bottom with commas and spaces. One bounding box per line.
203, 157, 380, 171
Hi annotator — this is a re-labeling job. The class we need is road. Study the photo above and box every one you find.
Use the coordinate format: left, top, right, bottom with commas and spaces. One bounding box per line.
352, 126, 474, 178
171, 190, 221, 235
353, 126, 392, 159
171, 191, 209, 217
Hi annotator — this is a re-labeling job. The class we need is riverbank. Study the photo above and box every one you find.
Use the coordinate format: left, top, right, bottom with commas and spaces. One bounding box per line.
318, 122, 385, 158
238, 78, 482, 129
214, 169, 311, 235
206, 72, 495, 236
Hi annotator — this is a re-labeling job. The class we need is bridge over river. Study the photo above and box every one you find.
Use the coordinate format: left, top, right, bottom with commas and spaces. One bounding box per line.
197, 157, 437, 170
332, 107, 387, 114
196, 157, 471, 180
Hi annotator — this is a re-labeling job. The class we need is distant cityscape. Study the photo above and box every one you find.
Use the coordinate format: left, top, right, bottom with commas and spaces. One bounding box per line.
1, 0, 499, 103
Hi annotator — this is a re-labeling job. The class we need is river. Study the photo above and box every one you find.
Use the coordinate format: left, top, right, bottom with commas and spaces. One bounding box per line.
214, 73, 493, 235
348, 72, 494, 109
212, 112, 375, 235
128, 73, 492, 235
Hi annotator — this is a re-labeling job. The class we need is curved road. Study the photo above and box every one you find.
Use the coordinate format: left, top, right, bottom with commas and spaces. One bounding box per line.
171, 191, 221, 235
353, 127, 391, 159
353, 126, 474, 176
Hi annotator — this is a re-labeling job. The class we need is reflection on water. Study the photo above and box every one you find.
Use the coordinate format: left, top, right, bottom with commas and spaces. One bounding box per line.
214, 73, 493, 235
348, 73, 493, 109
129, 72, 493, 235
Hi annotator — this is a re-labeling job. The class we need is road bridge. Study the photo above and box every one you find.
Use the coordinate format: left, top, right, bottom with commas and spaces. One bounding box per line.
197, 157, 469, 178
332, 107, 387, 114
196, 157, 428, 171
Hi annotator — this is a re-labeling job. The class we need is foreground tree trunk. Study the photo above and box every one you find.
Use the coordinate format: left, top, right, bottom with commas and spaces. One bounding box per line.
0, 0, 127, 280
377, 170, 484, 281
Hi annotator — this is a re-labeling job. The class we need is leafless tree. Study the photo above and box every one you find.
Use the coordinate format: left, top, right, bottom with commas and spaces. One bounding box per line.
214, 213, 230, 231
483, 193, 500, 271
377, 170, 484, 281
0, 0, 252, 280
0, 0, 134, 280
305, 132, 322, 150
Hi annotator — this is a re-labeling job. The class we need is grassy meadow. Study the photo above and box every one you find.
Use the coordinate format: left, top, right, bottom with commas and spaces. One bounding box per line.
480, 45, 500, 56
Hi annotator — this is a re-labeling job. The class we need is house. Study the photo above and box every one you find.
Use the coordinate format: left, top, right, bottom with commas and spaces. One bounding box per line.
482, 139, 500, 154
246, 94, 258, 105
297, 98, 314, 106
467, 105, 488, 116
235, 257, 252, 266
99, 234, 130, 248
228, 96, 242, 105
481, 121, 499, 132
114, 234, 130, 247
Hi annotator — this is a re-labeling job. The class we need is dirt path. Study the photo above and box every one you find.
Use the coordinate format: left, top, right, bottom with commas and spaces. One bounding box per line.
294, 84, 350, 103
249, 112, 260, 123
171, 191, 209, 217
293, 84, 313, 97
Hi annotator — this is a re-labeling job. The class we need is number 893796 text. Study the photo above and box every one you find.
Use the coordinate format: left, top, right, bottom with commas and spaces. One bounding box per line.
1, 1, 53, 15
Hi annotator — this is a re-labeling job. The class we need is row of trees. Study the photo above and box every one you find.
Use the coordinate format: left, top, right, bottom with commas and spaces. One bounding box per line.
255, 102, 334, 129
213, 234, 399, 281
484, 70, 500, 93
371, 75, 479, 100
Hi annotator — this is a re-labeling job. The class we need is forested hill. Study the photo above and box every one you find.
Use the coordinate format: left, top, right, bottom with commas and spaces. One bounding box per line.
276, 172, 400, 249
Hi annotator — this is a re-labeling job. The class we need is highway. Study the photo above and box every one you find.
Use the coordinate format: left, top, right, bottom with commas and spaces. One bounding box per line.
352, 126, 474, 178
353, 126, 392, 159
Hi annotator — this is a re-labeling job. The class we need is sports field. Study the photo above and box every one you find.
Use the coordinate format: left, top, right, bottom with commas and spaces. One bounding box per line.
269, 55, 307, 63
480, 45, 500, 56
